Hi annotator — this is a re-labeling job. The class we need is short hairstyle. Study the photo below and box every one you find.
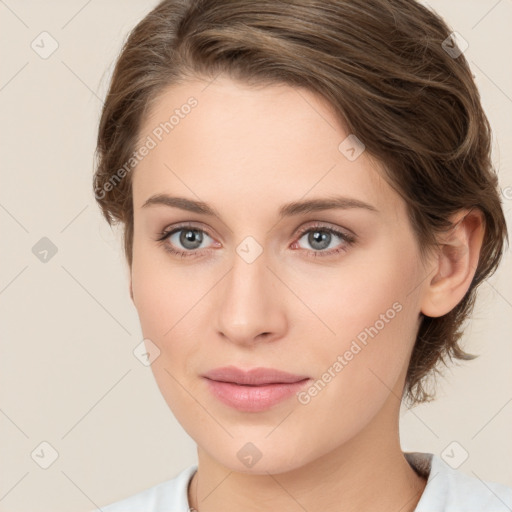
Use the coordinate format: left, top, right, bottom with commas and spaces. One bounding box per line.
93, 0, 508, 406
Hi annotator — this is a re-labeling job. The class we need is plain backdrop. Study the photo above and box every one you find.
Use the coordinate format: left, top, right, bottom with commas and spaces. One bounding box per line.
0, 1, 511, 511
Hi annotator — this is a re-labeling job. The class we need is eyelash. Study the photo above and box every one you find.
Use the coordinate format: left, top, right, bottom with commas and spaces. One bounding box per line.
155, 222, 356, 260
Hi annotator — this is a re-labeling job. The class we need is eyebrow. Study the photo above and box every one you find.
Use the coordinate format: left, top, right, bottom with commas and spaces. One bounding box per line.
141, 194, 379, 217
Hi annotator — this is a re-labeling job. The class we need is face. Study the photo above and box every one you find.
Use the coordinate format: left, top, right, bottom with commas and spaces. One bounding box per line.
130, 75, 431, 474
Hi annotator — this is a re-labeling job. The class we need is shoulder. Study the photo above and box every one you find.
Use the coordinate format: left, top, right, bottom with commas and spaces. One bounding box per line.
406, 452, 512, 512
89, 464, 197, 512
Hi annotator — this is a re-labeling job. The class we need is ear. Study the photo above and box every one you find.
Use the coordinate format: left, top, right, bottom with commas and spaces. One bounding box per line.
420, 208, 485, 318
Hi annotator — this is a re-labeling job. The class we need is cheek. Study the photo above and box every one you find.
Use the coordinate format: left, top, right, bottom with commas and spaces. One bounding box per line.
131, 239, 199, 336
297, 240, 421, 404
131, 251, 206, 423
130, 245, 208, 385
297, 241, 418, 349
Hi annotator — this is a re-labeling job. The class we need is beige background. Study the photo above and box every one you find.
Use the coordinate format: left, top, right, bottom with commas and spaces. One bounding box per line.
0, 1, 511, 511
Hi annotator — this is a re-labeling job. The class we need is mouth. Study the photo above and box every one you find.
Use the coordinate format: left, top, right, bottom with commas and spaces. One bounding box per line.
202, 366, 311, 412
202, 365, 310, 386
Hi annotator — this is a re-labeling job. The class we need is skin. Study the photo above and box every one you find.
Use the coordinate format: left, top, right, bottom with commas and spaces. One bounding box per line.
129, 75, 484, 512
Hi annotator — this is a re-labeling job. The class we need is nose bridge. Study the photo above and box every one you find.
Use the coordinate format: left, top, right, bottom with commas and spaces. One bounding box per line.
214, 237, 284, 342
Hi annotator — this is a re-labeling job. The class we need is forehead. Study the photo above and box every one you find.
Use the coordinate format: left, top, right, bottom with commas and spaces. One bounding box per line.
132, 76, 403, 220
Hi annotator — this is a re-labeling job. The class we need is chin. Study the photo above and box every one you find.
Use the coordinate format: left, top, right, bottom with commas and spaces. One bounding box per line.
198, 433, 326, 476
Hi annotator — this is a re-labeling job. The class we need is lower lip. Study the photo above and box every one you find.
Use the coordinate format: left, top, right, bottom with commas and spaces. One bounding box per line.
203, 378, 311, 412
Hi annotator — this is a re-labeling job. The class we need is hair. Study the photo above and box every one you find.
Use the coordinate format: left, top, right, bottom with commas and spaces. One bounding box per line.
93, 0, 508, 406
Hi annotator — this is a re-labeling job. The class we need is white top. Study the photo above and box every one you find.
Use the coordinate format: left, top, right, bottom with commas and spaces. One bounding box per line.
93, 452, 512, 511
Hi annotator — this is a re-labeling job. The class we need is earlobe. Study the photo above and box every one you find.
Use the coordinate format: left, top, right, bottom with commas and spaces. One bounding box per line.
420, 209, 485, 318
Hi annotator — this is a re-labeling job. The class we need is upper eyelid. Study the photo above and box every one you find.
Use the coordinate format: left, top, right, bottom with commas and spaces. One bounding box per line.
296, 223, 350, 236
163, 222, 214, 239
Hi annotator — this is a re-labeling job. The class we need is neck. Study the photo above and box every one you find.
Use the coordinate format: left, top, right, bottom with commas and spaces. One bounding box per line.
187, 395, 427, 512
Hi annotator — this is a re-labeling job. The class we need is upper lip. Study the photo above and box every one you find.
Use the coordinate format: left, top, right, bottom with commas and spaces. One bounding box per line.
202, 366, 310, 386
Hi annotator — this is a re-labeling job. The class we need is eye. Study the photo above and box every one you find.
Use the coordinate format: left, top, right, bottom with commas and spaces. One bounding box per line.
156, 224, 218, 258
155, 222, 356, 259
292, 223, 356, 258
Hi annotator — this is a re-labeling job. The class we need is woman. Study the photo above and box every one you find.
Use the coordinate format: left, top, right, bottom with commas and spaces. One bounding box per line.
92, 0, 511, 510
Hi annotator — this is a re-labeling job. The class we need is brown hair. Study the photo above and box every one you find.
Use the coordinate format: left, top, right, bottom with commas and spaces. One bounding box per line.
93, 0, 508, 406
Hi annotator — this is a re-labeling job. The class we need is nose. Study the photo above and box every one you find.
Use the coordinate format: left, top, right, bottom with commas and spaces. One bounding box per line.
213, 245, 288, 346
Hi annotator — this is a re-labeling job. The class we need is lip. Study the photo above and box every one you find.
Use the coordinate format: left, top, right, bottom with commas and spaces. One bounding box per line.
202, 366, 310, 385
202, 366, 311, 412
